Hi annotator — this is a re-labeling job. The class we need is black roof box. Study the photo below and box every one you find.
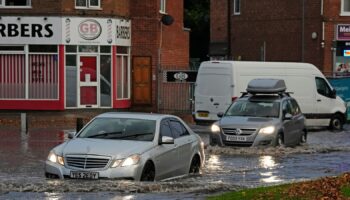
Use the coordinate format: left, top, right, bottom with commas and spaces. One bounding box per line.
246, 79, 286, 94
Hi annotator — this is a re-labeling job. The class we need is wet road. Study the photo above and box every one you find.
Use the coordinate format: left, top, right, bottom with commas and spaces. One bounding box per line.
1, 126, 350, 199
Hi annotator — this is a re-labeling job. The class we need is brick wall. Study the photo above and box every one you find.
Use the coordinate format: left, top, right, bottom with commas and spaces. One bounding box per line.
322, 0, 350, 74
210, 0, 228, 43
131, 0, 189, 111
0, 0, 129, 17
228, 0, 323, 70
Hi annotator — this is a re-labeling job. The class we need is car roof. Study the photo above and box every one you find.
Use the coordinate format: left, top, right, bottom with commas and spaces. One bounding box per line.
95, 112, 176, 121
239, 94, 292, 102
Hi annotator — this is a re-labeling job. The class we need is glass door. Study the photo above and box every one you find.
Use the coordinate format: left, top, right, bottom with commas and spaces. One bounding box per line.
78, 56, 98, 108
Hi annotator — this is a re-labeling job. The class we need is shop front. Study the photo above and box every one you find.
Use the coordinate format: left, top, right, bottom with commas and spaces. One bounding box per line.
0, 16, 131, 110
335, 24, 350, 75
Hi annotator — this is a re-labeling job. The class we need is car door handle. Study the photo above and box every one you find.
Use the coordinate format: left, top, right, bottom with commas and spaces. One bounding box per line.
213, 103, 219, 106
317, 99, 321, 102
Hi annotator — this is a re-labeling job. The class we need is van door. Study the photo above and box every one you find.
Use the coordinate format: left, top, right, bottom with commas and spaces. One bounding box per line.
314, 77, 334, 125
195, 65, 233, 121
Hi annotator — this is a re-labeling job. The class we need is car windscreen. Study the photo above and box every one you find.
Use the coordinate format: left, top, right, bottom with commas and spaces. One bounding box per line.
225, 99, 280, 118
77, 118, 156, 141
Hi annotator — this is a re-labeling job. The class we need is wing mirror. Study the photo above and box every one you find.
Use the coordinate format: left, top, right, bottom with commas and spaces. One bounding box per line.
283, 113, 293, 120
160, 136, 174, 145
331, 89, 337, 99
217, 112, 224, 118
68, 131, 76, 139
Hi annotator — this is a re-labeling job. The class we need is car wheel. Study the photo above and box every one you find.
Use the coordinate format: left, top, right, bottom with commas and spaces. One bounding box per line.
300, 130, 307, 143
276, 133, 284, 147
140, 161, 155, 182
189, 155, 200, 174
329, 114, 344, 131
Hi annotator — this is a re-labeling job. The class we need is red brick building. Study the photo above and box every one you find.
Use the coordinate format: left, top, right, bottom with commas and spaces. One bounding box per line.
0, 0, 189, 112
210, 0, 350, 76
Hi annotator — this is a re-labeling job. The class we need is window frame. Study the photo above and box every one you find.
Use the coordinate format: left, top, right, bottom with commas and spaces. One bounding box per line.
315, 77, 333, 98
0, 0, 31, 8
233, 0, 241, 15
160, 0, 167, 14
75, 0, 101, 10
341, 0, 350, 16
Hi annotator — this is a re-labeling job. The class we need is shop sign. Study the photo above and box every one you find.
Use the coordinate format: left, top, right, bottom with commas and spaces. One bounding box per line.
163, 71, 198, 83
63, 17, 131, 46
337, 24, 350, 40
0, 16, 62, 44
78, 19, 102, 40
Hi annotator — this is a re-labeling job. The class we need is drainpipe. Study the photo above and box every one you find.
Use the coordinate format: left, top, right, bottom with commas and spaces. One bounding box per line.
301, 0, 305, 62
227, 0, 232, 60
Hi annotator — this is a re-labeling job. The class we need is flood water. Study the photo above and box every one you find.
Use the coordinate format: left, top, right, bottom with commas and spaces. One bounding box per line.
1, 126, 350, 199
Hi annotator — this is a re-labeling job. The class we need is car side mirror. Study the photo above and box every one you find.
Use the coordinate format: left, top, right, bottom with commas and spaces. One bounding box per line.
217, 112, 224, 118
160, 136, 174, 145
68, 132, 76, 139
284, 113, 293, 120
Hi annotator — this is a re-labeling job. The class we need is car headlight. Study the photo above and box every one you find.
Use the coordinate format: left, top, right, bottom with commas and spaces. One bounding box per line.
47, 151, 64, 166
211, 124, 221, 133
259, 126, 276, 134
122, 154, 141, 167
111, 155, 141, 168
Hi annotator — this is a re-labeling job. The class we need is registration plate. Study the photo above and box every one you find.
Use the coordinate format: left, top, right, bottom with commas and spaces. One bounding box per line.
226, 135, 247, 142
197, 112, 209, 117
70, 171, 99, 179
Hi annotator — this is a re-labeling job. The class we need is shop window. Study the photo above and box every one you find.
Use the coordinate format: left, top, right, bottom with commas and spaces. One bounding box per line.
0, 0, 31, 7
100, 55, 111, 107
75, 0, 100, 9
28, 54, 58, 99
0, 54, 26, 99
0, 46, 24, 51
79, 45, 98, 53
233, 0, 241, 15
341, 0, 350, 15
116, 47, 130, 99
100, 46, 111, 53
29, 45, 58, 53
160, 0, 166, 13
66, 55, 77, 107
66, 45, 77, 53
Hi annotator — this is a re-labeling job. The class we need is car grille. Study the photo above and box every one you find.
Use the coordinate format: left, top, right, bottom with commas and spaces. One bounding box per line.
223, 141, 254, 147
222, 128, 256, 136
66, 155, 110, 169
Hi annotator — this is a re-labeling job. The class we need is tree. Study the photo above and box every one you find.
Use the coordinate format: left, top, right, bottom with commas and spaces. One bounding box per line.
184, 0, 210, 65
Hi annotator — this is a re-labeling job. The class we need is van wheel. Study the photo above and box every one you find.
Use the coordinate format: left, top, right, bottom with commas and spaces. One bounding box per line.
329, 114, 344, 131
276, 133, 284, 147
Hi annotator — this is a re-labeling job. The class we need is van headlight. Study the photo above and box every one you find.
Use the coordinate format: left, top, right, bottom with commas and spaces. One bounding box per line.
211, 124, 221, 133
258, 126, 276, 135
111, 154, 141, 168
47, 151, 64, 166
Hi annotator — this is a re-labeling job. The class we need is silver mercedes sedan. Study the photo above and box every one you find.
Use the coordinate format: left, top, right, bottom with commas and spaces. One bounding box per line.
45, 112, 205, 181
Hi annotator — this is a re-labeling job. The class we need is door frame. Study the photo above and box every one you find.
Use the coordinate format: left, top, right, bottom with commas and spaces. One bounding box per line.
77, 54, 100, 108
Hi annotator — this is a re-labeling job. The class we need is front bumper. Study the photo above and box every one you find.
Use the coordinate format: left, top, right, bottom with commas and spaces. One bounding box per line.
210, 131, 277, 147
45, 160, 143, 180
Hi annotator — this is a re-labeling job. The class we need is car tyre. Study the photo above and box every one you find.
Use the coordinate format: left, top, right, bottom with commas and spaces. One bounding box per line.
276, 133, 285, 147
300, 130, 307, 143
329, 114, 344, 131
189, 155, 200, 174
140, 161, 155, 182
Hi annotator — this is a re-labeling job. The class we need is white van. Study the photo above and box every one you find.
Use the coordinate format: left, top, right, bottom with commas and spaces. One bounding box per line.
194, 61, 347, 130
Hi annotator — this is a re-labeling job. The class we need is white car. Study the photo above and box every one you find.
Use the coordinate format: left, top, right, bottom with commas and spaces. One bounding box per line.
45, 112, 205, 181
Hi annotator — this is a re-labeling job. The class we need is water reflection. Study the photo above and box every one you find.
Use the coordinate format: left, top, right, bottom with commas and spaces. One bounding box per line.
207, 155, 221, 171
259, 155, 277, 169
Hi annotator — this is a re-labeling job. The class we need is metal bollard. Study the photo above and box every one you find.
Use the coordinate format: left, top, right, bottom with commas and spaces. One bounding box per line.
21, 113, 28, 133
76, 118, 84, 132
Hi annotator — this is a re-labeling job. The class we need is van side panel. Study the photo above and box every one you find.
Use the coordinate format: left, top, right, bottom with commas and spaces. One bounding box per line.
194, 63, 234, 122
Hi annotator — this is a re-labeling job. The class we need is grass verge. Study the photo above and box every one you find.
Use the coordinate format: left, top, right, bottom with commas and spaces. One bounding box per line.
208, 172, 350, 200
